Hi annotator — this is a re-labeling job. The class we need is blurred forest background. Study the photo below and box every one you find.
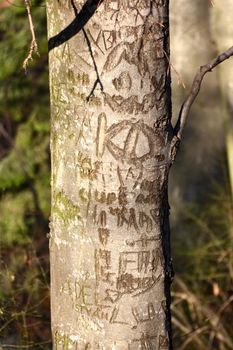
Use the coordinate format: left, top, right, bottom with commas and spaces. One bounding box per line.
0, 0, 232, 349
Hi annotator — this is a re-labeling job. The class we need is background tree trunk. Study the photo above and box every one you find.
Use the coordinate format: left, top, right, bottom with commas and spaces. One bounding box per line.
169, 0, 225, 210
211, 0, 233, 281
211, 0, 233, 200
46, 0, 172, 348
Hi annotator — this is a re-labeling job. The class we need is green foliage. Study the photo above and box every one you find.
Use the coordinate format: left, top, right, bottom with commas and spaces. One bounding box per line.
0, 1, 51, 347
0, 2, 48, 122
0, 191, 33, 244
0, 1, 50, 244
0, 114, 49, 191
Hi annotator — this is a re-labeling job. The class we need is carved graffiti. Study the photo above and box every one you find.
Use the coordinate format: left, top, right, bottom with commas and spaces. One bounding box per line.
103, 259, 163, 300
95, 249, 115, 285
96, 113, 107, 158
54, 330, 72, 350
75, 72, 90, 86
115, 247, 163, 296
135, 179, 159, 204
131, 332, 157, 349
61, 276, 93, 305
103, 30, 117, 50
109, 305, 129, 325
119, 251, 150, 274
102, 23, 165, 77
113, 71, 132, 92
83, 26, 117, 55
118, 248, 163, 275
108, 206, 158, 232
104, 92, 157, 114
76, 152, 101, 180
132, 302, 156, 326
159, 335, 169, 349
98, 228, 110, 245
95, 190, 117, 205
54, 329, 167, 350
74, 303, 111, 321
96, 116, 165, 165
91, 184, 160, 212
93, 203, 159, 232
103, 0, 152, 26
126, 234, 160, 248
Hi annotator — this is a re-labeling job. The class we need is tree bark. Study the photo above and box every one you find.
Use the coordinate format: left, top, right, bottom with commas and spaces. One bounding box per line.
46, 0, 173, 349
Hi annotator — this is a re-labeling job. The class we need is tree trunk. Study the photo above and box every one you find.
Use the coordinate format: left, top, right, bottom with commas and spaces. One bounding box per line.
211, 0, 233, 200
211, 0, 233, 280
170, 0, 225, 208
46, 0, 173, 348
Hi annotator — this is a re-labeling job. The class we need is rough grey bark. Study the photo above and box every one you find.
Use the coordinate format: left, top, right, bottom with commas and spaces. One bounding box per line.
46, 0, 173, 349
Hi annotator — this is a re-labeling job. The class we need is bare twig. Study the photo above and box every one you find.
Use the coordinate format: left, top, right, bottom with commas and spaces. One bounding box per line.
172, 316, 208, 350
163, 49, 186, 89
218, 295, 233, 316
23, 0, 39, 70
174, 46, 233, 141
174, 277, 233, 349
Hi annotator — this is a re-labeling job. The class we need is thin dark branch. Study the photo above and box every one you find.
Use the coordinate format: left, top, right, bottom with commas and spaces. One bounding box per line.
86, 73, 103, 101
48, 0, 102, 51
174, 45, 233, 140
70, 0, 103, 99
82, 28, 104, 100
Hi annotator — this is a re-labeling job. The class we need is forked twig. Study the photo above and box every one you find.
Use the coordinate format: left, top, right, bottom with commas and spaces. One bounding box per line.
23, 0, 39, 70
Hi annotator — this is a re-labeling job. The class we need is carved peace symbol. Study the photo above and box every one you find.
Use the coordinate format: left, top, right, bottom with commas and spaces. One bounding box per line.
96, 114, 165, 165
